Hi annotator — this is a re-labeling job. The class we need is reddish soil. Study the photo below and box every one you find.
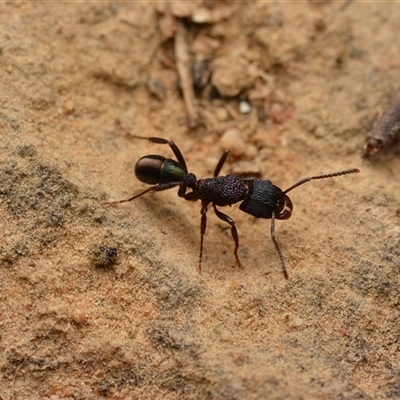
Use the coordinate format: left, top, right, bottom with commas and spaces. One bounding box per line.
1, 3, 400, 399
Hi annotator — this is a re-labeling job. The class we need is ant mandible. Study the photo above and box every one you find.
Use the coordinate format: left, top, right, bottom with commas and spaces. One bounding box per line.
104, 123, 360, 279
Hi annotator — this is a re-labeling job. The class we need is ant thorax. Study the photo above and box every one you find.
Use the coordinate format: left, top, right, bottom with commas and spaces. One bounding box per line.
192, 174, 247, 206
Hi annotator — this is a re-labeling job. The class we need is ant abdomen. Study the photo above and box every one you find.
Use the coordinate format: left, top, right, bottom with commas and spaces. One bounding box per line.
135, 155, 186, 185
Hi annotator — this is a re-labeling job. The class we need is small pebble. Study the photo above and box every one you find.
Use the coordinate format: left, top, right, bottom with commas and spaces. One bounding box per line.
16, 144, 37, 158
219, 128, 246, 157
147, 77, 166, 100
63, 100, 75, 114
214, 106, 229, 122
72, 310, 88, 325
239, 100, 252, 114
89, 244, 117, 267
212, 57, 253, 97
232, 160, 262, 177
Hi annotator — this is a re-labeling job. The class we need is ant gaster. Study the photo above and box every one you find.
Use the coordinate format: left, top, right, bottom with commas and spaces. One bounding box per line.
105, 125, 360, 279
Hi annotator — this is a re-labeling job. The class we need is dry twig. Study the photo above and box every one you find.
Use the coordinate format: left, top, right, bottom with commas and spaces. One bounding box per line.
363, 88, 400, 156
174, 19, 198, 129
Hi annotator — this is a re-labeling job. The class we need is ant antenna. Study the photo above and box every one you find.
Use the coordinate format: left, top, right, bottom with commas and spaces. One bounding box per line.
283, 168, 360, 194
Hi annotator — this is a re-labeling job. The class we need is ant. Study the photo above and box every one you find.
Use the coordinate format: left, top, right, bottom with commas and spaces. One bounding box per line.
104, 124, 360, 279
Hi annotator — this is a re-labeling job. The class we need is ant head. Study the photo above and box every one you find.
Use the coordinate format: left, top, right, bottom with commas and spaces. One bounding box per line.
239, 179, 293, 220
240, 169, 360, 222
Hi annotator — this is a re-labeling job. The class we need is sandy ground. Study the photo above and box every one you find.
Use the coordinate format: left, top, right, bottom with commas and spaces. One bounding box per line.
1, 2, 400, 399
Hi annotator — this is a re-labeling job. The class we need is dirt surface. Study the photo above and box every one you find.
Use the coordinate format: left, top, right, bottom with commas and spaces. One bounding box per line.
1, 2, 400, 399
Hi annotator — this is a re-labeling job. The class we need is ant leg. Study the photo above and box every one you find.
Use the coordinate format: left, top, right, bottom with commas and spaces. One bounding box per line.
271, 212, 289, 280
212, 204, 243, 268
214, 150, 230, 177
184, 191, 199, 201
199, 201, 209, 271
103, 182, 180, 206
116, 120, 189, 173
